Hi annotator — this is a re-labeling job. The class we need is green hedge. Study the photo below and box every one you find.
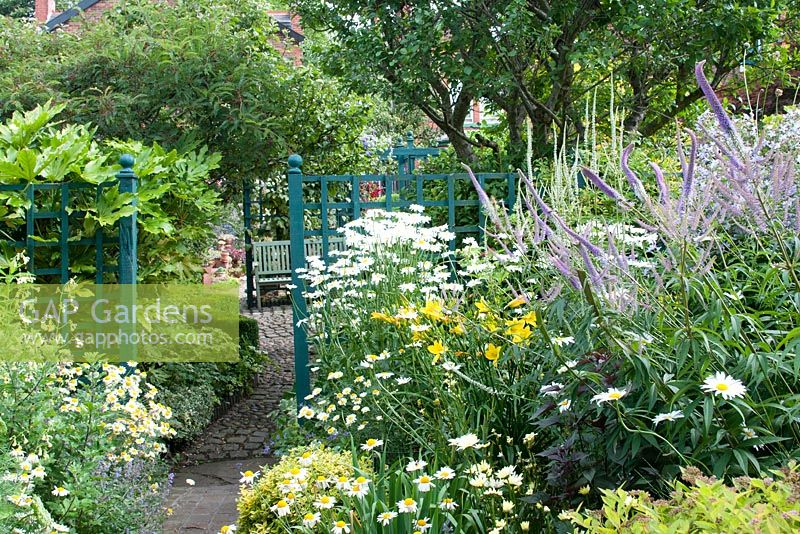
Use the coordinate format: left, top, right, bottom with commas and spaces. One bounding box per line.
150, 315, 268, 444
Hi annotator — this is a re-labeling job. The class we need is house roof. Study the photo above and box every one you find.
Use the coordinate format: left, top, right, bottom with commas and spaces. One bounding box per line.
44, 0, 101, 32
44, 1, 305, 43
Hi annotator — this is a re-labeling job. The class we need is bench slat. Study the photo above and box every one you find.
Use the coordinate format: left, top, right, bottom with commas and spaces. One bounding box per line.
253, 238, 346, 291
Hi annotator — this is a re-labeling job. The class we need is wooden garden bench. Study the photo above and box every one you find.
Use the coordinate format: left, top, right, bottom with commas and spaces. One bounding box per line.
252, 237, 346, 309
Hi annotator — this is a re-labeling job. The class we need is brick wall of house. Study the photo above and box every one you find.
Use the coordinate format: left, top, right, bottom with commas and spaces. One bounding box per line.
267, 11, 304, 64
34, 0, 56, 22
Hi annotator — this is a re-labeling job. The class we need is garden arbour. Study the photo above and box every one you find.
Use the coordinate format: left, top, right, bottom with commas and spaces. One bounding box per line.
243, 150, 518, 404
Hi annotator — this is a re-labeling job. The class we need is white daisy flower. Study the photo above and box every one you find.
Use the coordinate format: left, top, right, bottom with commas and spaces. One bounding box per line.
377, 511, 397, 525
239, 470, 259, 485
448, 433, 484, 450
51, 486, 69, 497
652, 410, 684, 425
591, 387, 627, 404
360, 438, 384, 452
439, 498, 458, 510
270, 499, 291, 517
701, 372, 747, 400
314, 495, 336, 509
414, 474, 435, 492
397, 497, 418, 513
434, 466, 455, 480
302, 512, 321, 528
406, 459, 427, 472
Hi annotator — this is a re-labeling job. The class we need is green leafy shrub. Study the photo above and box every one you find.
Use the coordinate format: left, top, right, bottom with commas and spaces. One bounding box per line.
564, 464, 800, 532
152, 384, 220, 445
0, 102, 223, 282
237, 445, 371, 534
240, 315, 260, 351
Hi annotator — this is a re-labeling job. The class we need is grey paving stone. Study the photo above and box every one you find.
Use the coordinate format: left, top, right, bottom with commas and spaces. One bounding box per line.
162, 302, 294, 533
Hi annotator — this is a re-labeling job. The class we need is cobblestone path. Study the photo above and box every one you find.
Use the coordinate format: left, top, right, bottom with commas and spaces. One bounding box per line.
163, 304, 294, 533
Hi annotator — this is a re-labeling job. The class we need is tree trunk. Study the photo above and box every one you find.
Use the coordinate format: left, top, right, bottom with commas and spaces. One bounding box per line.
446, 127, 478, 164
506, 100, 527, 169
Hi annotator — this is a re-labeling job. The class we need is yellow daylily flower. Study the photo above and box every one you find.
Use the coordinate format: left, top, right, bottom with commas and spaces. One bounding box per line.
475, 300, 491, 313
427, 340, 446, 364
484, 319, 499, 333
521, 310, 538, 327
371, 311, 399, 325
450, 323, 466, 335
505, 319, 532, 343
507, 296, 527, 309
421, 299, 444, 321
485, 343, 502, 365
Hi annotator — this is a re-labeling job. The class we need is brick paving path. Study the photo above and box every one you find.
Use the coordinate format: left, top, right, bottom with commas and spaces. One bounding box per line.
163, 303, 294, 533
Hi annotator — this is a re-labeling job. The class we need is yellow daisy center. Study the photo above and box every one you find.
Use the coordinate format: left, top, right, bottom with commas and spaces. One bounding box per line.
716, 383, 729, 391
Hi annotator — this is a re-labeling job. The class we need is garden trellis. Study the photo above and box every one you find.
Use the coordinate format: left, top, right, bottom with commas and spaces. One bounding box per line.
243, 153, 517, 406
0, 155, 139, 284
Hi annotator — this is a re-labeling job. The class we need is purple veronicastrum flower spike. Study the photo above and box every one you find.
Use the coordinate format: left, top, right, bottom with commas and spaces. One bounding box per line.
581, 167, 632, 209
621, 144, 649, 203
523, 171, 604, 256
464, 164, 502, 229
648, 161, 670, 207
677, 129, 698, 214
695, 61, 739, 138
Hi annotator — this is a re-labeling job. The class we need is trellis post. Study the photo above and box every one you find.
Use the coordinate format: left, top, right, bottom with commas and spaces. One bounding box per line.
116, 154, 137, 363
243, 180, 255, 308
117, 154, 138, 285
287, 154, 311, 410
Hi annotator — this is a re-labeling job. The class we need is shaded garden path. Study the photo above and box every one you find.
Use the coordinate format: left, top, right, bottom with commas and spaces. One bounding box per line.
163, 304, 294, 533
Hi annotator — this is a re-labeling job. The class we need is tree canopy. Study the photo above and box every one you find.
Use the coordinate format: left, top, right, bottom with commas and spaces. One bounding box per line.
0, 0, 31, 18
294, 0, 798, 165
0, 0, 410, 236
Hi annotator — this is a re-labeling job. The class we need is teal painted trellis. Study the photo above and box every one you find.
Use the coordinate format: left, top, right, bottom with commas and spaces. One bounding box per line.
383, 132, 441, 175
0, 155, 139, 284
286, 154, 516, 408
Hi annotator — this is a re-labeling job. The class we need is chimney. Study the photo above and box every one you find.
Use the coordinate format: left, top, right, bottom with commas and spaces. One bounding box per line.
34, 0, 56, 24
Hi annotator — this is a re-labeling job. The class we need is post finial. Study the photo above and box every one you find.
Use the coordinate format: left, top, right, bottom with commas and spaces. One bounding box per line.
288, 154, 303, 173
116, 154, 137, 179
406, 131, 414, 147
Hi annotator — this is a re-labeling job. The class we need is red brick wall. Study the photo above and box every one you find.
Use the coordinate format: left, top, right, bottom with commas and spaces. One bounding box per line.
34, 0, 56, 22
267, 11, 304, 65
